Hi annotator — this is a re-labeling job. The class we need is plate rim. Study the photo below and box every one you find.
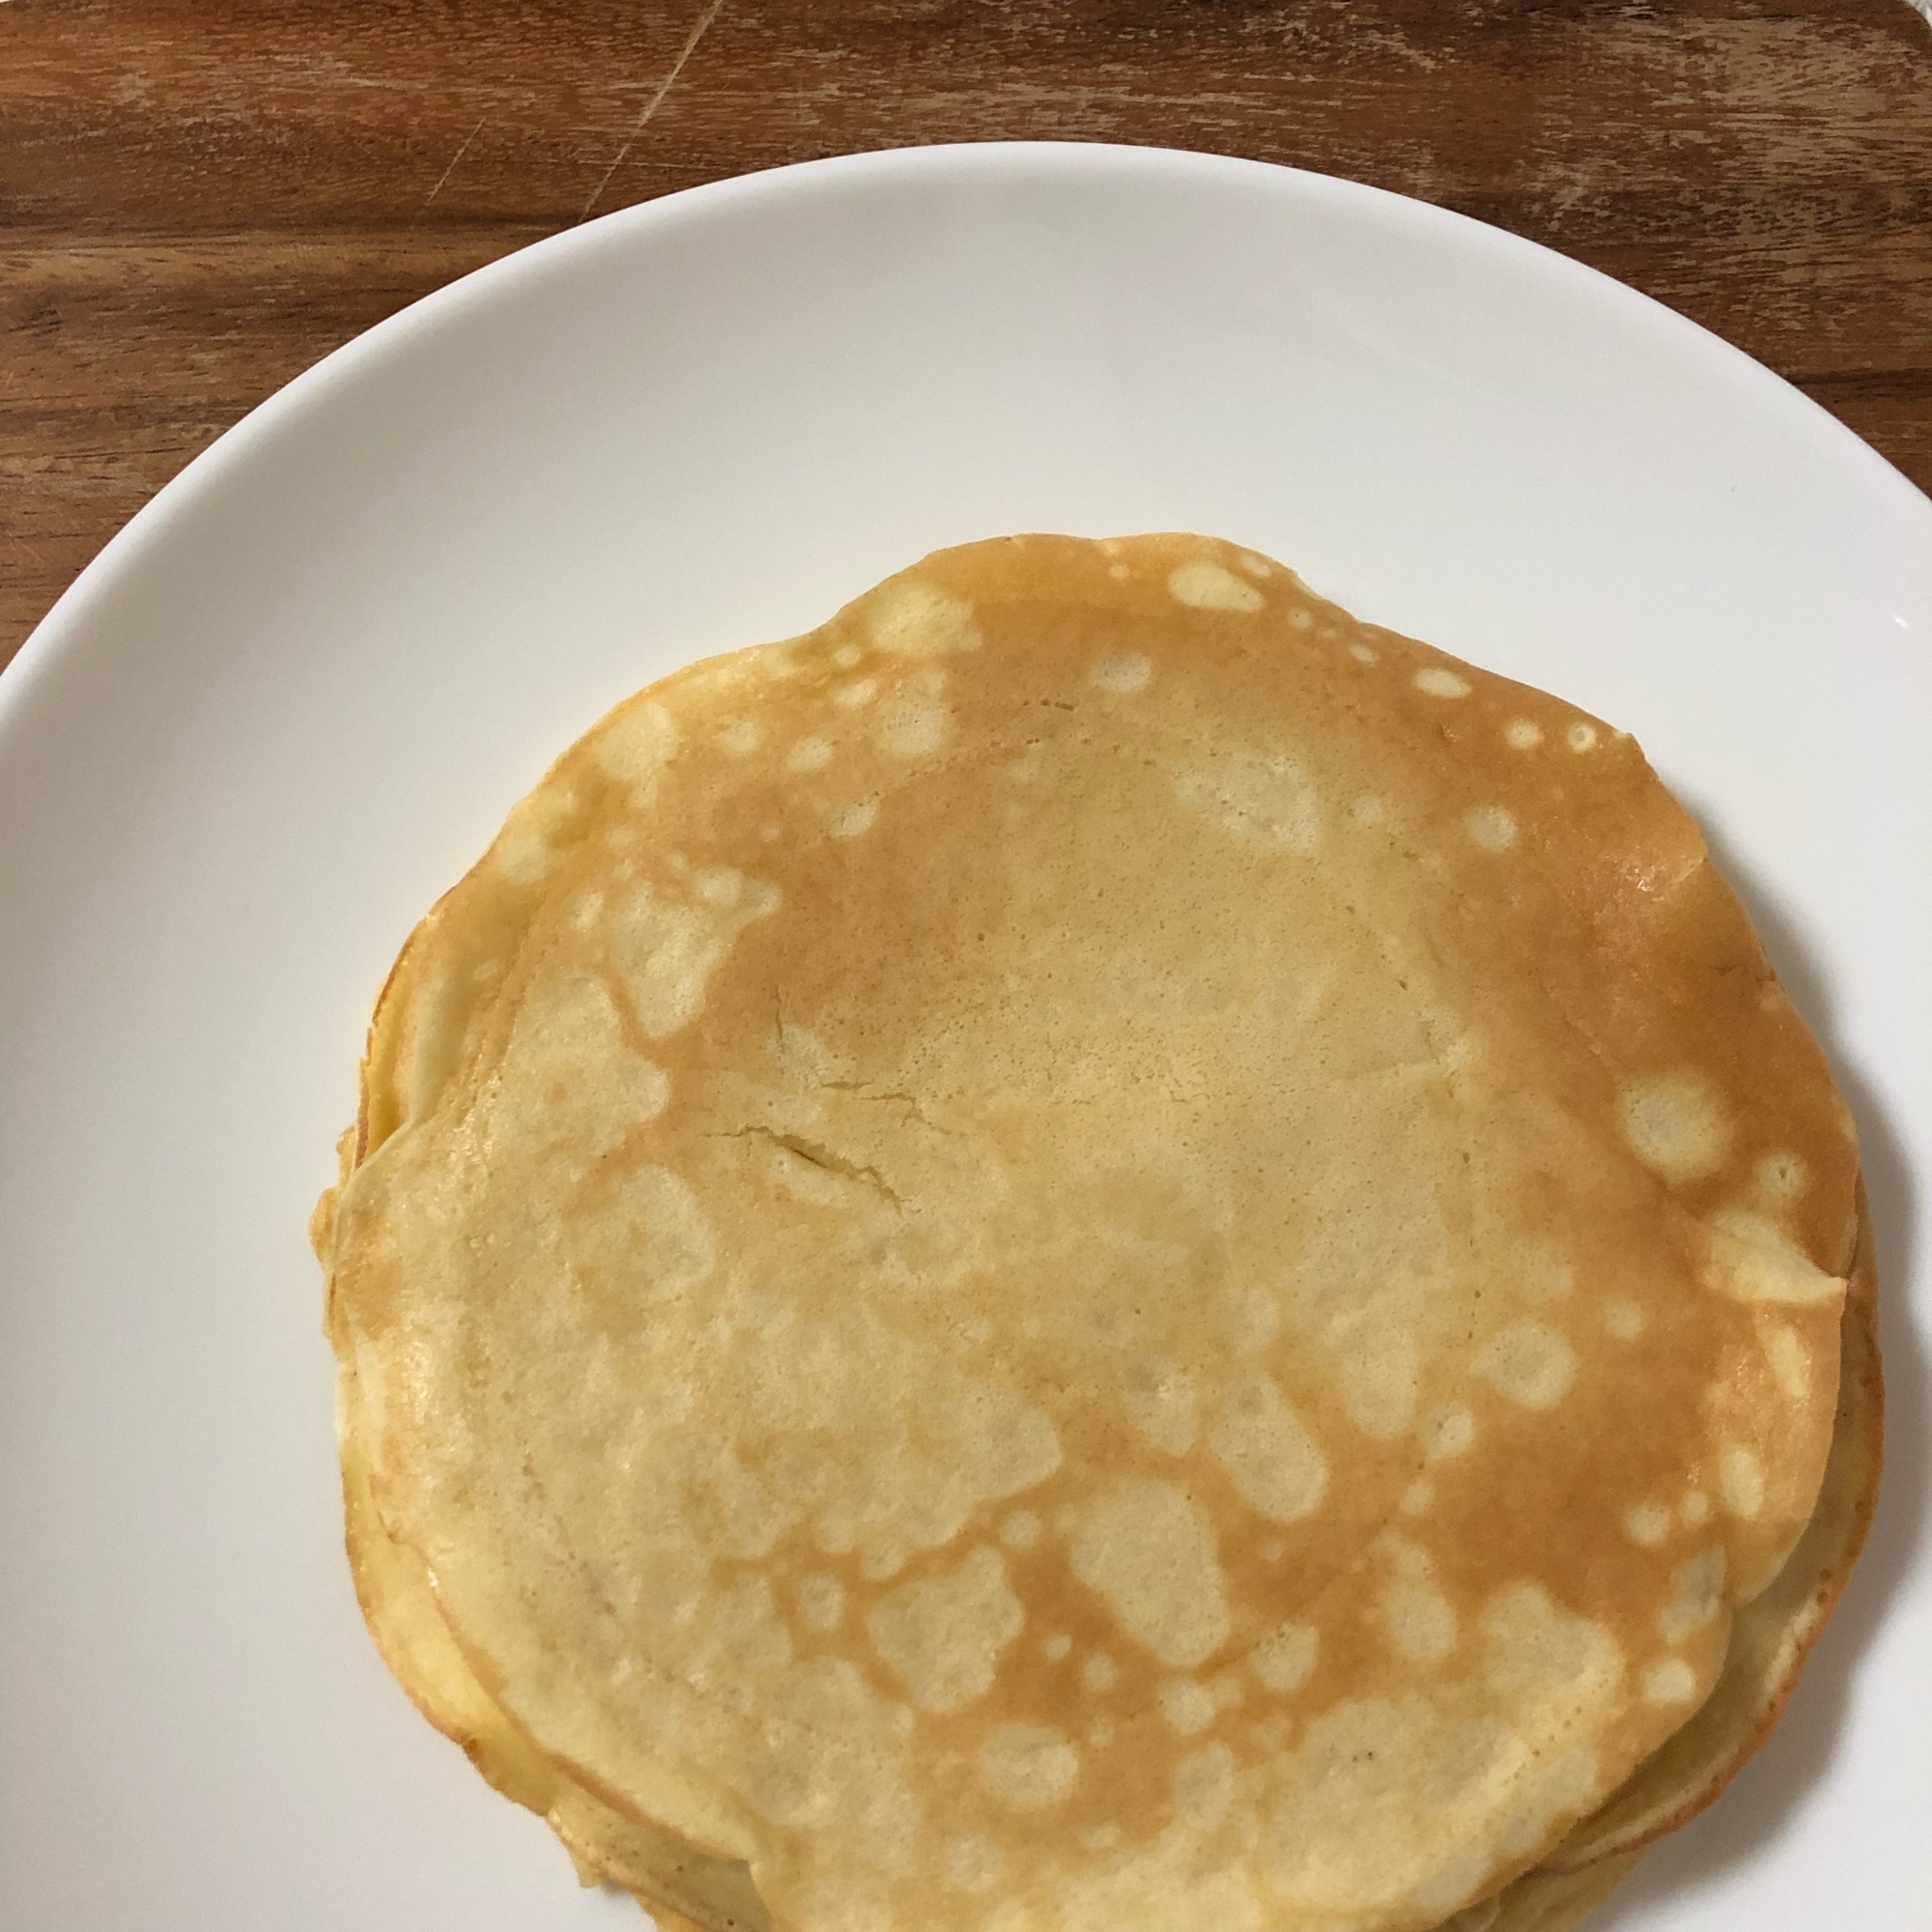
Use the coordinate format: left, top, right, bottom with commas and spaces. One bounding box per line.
5, 136, 1929, 738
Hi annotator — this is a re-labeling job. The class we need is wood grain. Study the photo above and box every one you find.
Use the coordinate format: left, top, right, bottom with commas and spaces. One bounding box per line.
4, 0, 1929, 668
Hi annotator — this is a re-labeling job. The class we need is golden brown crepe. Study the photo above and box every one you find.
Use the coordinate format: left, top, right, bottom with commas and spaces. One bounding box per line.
316, 534, 1878, 1932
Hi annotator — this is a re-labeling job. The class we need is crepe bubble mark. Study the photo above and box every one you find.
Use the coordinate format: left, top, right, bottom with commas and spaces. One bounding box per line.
1070, 1480, 1231, 1668
1170, 747, 1321, 854
796, 1575, 845, 1633
1250, 1620, 1319, 1692
1089, 650, 1153, 694
942, 1836, 1003, 1893
827, 798, 880, 838
866, 1546, 1026, 1715
1380, 1575, 1460, 1665
1602, 1297, 1647, 1341
979, 1723, 1080, 1811
1420, 1403, 1476, 1461
591, 696, 679, 790
1642, 1659, 1699, 1706
1174, 1742, 1238, 1828
877, 692, 951, 758
866, 581, 983, 658
1000, 1509, 1042, 1551
1335, 1324, 1423, 1438
1158, 1678, 1218, 1735
1464, 807, 1518, 852
1758, 1320, 1812, 1401
489, 971, 669, 1159
1620, 1072, 1733, 1182
606, 872, 781, 1039
1655, 1547, 1726, 1645
1121, 1353, 1200, 1457
1472, 1321, 1577, 1410
491, 783, 581, 885
1208, 1368, 1329, 1521
1625, 1502, 1673, 1548
1719, 1443, 1766, 1519
1167, 559, 1265, 612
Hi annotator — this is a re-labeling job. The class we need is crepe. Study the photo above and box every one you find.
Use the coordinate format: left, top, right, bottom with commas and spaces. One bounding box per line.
316, 534, 1876, 1932
331, 1231, 1876, 1932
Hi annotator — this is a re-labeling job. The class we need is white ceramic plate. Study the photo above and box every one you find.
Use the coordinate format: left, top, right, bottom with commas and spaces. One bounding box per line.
1, 143, 1927, 1932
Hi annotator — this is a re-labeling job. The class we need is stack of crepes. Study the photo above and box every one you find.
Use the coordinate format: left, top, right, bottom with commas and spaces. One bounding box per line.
314, 534, 1881, 1932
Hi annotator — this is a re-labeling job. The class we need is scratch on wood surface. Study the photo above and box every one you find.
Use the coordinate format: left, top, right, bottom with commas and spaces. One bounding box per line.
422, 117, 485, 211
580, 0, 726, 221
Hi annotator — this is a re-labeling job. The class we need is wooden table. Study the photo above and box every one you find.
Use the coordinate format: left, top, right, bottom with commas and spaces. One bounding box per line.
5, 0, 1929, 670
